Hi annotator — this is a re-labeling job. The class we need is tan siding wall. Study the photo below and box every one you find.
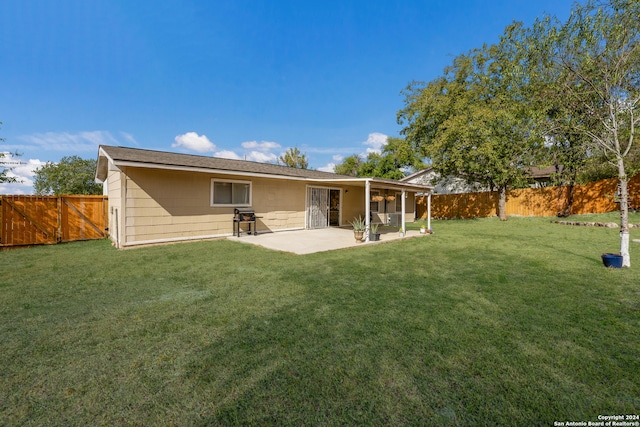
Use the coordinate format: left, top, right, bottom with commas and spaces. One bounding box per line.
254, 179, 306, 230
405, 192, 416, 223
341, 185, 366, 223
120, 167, 308, 245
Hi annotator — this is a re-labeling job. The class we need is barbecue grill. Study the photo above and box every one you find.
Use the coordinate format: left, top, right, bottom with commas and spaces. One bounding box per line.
233, 208, 262, 237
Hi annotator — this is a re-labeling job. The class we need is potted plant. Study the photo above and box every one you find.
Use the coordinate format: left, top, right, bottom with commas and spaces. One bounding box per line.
398, 227, 404, 238
420, 224, 427, 234
350, 215, 366, 243
369, 223, 380, 241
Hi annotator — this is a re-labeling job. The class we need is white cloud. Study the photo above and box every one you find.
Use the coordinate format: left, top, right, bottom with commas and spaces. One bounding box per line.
318, 163, 336, 173
241, 140, 281, 151
173, 132, 216, 153
17, 130, 118, 152
120, 132, 138, 145
0, 153, 46, 195
245, 151, 278, 163
317, 154, 343, 173
214, 150, 241, 160
363, 132, 388, 154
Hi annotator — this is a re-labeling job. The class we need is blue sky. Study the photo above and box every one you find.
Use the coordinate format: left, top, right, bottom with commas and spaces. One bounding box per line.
1, 0, 573, 194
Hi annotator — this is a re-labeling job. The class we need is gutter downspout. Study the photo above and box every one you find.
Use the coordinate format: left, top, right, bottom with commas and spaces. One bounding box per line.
365, 179, 371, 242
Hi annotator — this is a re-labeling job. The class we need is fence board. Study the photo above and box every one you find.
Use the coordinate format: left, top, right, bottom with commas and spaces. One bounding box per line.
1, 195, 108, 248
417, 175, 640, 220
60, 196, 108, 242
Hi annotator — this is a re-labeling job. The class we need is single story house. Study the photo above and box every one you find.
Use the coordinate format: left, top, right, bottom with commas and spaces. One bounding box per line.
95, 146, 433, 248
401, 167, 489, 194
403, 165, 565, 193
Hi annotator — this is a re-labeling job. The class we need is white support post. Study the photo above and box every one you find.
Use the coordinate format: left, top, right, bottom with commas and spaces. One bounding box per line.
365, 179, 371, 242
427, 191, 432, 231
401, 189, 406, 236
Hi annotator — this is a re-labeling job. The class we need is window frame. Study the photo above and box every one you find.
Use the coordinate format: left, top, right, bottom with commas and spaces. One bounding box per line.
394, 192, 402, 212
210, 179, 252, 207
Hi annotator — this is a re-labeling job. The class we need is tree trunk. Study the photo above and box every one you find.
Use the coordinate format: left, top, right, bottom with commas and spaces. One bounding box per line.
558, 183, 575, 218
498, 185, 508, 221
617, 157, 630, 267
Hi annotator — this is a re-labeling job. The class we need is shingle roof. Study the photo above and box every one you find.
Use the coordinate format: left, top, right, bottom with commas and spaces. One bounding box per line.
98, 145, 351, 180
97, 145, 432, 191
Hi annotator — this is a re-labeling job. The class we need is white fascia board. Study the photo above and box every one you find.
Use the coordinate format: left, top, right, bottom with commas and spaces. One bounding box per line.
367, 178, 433, 192
95, 147, 116, 183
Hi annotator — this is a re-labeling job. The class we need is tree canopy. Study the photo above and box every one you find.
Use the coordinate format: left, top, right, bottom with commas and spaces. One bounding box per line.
278, 147, 308, 169
34, 156, 103, 195
333, 137, 425, 179
333, 154, 363, 176
528, 0, 640, 266
398, 26, 544, 220
397, 0, 639, 263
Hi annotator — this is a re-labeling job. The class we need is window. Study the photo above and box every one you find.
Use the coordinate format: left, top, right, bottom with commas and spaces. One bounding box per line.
211, 179, 251, 206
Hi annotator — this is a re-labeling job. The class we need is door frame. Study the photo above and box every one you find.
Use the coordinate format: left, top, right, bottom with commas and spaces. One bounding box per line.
306, 186, 342, 229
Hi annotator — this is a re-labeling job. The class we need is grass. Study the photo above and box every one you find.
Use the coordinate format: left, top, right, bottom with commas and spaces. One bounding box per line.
1, 214, 639, 426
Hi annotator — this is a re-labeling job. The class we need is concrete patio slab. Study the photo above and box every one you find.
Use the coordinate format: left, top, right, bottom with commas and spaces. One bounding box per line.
227, 227, 424, 255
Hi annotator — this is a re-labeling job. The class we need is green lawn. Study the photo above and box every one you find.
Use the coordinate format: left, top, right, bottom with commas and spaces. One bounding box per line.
1, 215, 639, 426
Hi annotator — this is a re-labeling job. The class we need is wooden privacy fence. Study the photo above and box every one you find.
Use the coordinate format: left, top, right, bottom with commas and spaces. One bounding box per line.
416, 175, 640, 219
0, 195, 108, 248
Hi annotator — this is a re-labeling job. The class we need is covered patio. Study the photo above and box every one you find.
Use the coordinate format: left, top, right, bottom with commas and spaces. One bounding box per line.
227, 226, 427, 255
305, 177, 432, 242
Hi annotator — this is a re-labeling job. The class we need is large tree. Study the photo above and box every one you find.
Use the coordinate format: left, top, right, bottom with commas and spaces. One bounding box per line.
356, 152, 405, 179
333, 137, 424, 179
34, 156, 103, 195
380, 136, 426, 175
531, 0, 640, 266
278, 147, 308, 169
398, 28, 543, 220
333, 154, 363, 176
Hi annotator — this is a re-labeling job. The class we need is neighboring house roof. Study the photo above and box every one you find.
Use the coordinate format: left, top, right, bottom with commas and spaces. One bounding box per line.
400, 167, 485, 194
402, 165, 565, 194
96, 145, 432, 191
403, 165, 565, 183
400, 167, 434, 183
526, 165, 564, 179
